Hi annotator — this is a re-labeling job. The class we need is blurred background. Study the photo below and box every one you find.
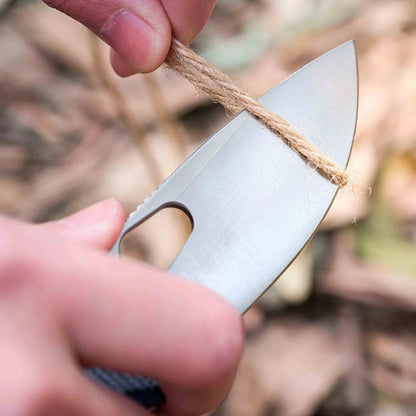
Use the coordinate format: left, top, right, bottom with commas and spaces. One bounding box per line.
1, 0, 416, 414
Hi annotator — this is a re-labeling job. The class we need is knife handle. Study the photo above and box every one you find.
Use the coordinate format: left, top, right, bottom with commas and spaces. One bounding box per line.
87, 368, 165, 408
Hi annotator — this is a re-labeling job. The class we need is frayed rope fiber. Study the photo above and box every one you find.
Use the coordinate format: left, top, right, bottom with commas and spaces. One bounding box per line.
165, 39, 350, 188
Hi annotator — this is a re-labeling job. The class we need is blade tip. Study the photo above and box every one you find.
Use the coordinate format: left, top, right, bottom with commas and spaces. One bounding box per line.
340, 39, 357, 60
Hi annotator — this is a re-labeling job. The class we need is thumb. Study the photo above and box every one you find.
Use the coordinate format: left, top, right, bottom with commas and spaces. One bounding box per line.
37, 199, 126, 250
43, 0, 171, 74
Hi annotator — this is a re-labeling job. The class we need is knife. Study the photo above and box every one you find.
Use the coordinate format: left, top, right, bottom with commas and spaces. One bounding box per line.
88, 40, 358, 407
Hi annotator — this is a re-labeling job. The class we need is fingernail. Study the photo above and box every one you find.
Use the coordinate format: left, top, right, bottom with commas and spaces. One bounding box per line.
102, 9, 156, 73
62, 199, 118, 226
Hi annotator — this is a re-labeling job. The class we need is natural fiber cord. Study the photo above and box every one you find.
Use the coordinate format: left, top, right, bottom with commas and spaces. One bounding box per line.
165, 39, 350, 188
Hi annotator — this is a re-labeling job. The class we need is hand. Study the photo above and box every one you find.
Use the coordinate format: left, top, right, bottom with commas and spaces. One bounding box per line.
42, 0, 217, 76
0, 199, 243, 416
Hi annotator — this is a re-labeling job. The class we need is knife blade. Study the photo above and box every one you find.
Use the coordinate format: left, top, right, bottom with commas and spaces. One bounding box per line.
90, 40, 358, 406
112, 40, 357, 313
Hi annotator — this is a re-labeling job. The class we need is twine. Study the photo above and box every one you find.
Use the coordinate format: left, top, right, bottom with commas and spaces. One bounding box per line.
165, 39, 350, 188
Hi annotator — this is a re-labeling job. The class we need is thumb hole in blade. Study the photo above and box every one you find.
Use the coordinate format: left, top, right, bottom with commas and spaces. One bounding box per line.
120, 206, 193, 270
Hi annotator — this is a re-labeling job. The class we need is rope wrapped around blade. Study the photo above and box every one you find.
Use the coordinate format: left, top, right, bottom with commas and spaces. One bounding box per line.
165, 39, 350, 188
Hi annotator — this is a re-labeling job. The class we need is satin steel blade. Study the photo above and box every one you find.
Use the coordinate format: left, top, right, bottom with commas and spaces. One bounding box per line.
113, 41, 358, 314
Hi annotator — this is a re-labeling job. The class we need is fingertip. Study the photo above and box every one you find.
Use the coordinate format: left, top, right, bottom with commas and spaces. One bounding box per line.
194, 295, 244, 388
110, 49, 136, 78
102, 8, 171, 74
155, 293, 243, 416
